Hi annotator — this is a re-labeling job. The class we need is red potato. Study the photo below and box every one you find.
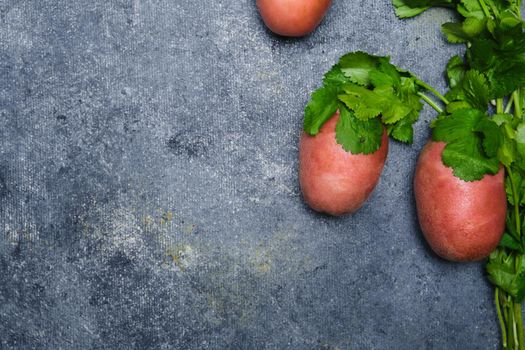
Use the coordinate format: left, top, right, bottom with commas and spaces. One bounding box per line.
414, 141, 507, 261
256, 0, 332, 37
299, 112, 389, 216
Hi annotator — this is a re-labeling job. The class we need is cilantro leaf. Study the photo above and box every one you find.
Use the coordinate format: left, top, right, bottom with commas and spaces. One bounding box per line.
487, 249, 525, 302
467, 37, 498, 72
498, 232, 523, 252
442, 17, 486, 43
304, 85, 340, 135
457, 0, 485, 19
475, 117, 503, 157
335, 105, 384, 154
515, 122, 525, 160
446, 55, 466, 88
323, 64, 350, 86
432, 109, 501, 181
486, 57, 525, 98
392, 0, 459, 18
445, 70, 490, 111
338, 52, 379, 86
461, 70, 491, 110
495, 114, 518, 167
387, 111, 418, 143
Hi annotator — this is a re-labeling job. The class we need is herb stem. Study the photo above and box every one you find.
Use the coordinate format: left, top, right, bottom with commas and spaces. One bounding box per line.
417, 92, 443, 114
514, 89, 522, 119
478, 0, 492, 18
508, 297, 516, 349
505, 95, 515, 114
416, 80, 450, 105
506, 166, 521, 237
497, 98, 504, 114
497, 288, 508, 348
514, 301, 525, 350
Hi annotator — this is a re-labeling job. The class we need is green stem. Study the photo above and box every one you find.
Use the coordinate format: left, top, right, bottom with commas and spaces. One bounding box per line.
417, 92, 443, 114
506, 166, 522, 238
478, 0, 492, 18
497, 98, 504, 114
514, 301, 524, 350
416, 80, 450, 105
514, 89, 522, 119
506, 95, 515, 114
505, 296, 516, 349
497, 288, 509, 349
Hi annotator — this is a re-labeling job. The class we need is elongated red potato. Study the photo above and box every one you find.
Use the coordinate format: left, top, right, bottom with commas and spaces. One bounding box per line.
299, 113, 389, 216
414, 141, 506, 261
256, 0, 332, 37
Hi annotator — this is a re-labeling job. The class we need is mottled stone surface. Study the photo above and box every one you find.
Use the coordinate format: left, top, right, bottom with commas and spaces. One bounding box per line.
0, 1, 518, 349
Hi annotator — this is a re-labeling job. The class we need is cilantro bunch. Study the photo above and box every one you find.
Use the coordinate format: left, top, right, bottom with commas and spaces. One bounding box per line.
304, 52, 432, 153
393, 0, 525, 348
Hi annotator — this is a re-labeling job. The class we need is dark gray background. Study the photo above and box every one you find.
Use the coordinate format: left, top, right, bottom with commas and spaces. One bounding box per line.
0, 1, 518, 349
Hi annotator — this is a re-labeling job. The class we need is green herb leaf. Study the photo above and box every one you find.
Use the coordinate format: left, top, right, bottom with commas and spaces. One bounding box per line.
498, 233, 523, 252
446, 55, 466, 88
442, 17, 486, 43
338, 52, 379, 86
392, 0, 459, 18
335, 105, 384, 154
432, 108, 501, 181
304, 85, 340, 135
487, 249, 525, 301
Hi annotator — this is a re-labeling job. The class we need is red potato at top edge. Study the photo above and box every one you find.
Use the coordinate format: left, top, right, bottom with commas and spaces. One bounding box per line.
299, 112, 389, 216
256, 0, 332, 37
414, 141, 507, 262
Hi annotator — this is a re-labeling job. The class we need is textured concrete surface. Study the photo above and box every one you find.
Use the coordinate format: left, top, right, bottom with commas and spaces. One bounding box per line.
0, 1, 518, 349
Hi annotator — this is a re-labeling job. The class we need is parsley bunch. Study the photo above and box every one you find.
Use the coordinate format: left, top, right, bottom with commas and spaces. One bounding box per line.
304, 52, 435, 153
393, 0, 525, 348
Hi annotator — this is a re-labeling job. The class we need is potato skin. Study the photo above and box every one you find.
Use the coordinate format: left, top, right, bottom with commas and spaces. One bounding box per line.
256, 0, 332, 37
299, 112, 389, 216
414, 141, 506, 261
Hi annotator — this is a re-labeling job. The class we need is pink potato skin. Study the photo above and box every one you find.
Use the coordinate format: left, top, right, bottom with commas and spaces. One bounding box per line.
256, 0, 332, 37
414, 141, 507, 262
299, 112, 389, 216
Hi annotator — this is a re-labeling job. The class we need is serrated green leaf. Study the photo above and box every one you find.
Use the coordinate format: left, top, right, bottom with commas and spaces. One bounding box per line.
442, 22, 470, 43
338, 52, 379, 86
515, 122, 525, 159
323, 64, 350, 86
304, 85, 340, 135
458, 0, 485, 19
338, 93, 383, 120
498, 232, 523, 252
486, 57, 525, 98
432, 109, 501, 181
441, 140, 500, 180
463, 17, 487, 36
370, 70, 397, 88
463, 70, 490, 110
445, 69, 490, 111
392, 0, 459, 18
474, 118, 502, 157
447, 55, 466, 88
487, 249, 525, 301
392, 0, 429, 17
467, 38, 498, 71
387, 111, 418, 143
335, 105, 384, 154
492, 113, 514, 126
